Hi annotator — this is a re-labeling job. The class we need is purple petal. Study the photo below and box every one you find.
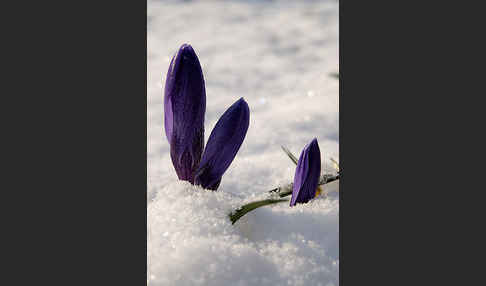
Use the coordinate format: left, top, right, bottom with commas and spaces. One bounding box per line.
194, 98, 250, 190
290, 138, 321, 206
164, 44, 206, 183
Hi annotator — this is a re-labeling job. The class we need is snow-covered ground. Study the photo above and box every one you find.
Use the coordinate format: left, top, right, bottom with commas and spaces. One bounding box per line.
148, 0, 339, 285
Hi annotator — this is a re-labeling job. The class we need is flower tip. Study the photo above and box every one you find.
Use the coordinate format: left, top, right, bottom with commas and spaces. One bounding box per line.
176, 44, 198, 62
179, 43, 194, 53
234, 97, 249, 114
309, 138, 319, 149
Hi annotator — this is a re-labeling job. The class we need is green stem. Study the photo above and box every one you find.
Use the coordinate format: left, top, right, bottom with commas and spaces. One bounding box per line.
281, 146, 299, 165
229, 147, 340, 225
229, 175, 340, 225
229, 198, 288, 225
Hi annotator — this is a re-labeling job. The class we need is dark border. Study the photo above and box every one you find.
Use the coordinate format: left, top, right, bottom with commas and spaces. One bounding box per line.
339, 0, 343, 282
339, 0, 458, 284
5, 1, 148, 284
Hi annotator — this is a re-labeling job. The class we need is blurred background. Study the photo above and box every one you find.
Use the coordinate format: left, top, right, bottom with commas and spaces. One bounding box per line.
148, 0, 339, 199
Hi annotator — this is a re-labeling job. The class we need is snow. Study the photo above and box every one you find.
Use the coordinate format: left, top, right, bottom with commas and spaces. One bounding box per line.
148, 0, 339, 285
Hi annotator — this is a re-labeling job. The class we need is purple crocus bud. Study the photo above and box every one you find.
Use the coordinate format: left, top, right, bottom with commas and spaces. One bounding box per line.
164, 44, 206, 183
290, 138, 321, 206
194, 98, 250, 190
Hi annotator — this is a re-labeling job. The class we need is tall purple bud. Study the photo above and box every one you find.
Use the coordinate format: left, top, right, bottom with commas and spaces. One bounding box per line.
194, 98, 250, 191
290, 138, 321, 206
164, 44, 206, 183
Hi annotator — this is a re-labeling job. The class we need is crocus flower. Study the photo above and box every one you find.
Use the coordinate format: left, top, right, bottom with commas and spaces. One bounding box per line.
194, 98, 250, 190
164, 44, 250, 190
164, 43, 206, 183
290, 138, 321, 206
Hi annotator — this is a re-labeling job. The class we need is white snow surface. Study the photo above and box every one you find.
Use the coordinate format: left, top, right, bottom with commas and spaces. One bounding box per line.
148, 0, 339, 285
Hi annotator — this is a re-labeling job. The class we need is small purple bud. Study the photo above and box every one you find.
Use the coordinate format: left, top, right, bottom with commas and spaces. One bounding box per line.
290, 138, 321, 206
164, 44, 206, 183
194, 98, 250, 190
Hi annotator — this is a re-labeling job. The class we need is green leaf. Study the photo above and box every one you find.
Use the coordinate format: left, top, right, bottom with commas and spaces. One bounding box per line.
229, 198, 288, 224
330, 157, 340, 171
281, 146, 299, 165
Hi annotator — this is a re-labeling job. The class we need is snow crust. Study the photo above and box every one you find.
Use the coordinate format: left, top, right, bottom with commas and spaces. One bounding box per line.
148, 181, 339, 286
148, 0, 339, 285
